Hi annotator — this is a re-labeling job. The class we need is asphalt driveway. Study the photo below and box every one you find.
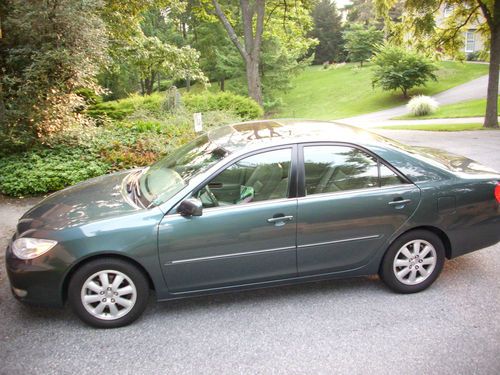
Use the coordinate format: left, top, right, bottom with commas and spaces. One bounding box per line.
1, 130, 499, 375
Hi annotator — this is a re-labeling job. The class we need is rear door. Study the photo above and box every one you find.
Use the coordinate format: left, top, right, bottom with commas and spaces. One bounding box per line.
297, 144, 421, 275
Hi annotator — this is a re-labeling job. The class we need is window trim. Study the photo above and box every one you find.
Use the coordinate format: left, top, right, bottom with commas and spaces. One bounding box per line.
168, 144, 299, 215
297, 142, 413, 198
465, 30, 476, 53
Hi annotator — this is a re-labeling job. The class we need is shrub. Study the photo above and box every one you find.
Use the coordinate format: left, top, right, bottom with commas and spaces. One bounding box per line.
371, 45, 437, 97
0, 147, 110, 197
183, 92, 263, 120
466, 51, 480, 61
75, 88, 103, 106
407, 95, 439, 116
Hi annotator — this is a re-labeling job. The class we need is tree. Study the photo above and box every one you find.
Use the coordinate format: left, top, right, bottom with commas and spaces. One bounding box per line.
0, 0, 107, 149
346, 0, 378, 25
191, 21, 242, 91
210, 0, 266, 105
126, 35, 206, 95
209, 0, 314, 106
371, 45, 437, 97
374, 0, 499, 128
346, 0, 404, 29
343, 24, 384, 66
310, 0, 344, 64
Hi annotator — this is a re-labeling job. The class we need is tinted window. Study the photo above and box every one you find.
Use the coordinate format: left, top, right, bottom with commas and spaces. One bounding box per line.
304, 146, 379, 195
196, 149, 291, 208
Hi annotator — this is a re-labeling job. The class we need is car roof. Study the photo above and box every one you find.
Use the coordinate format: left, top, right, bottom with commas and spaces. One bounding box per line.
206, 119, 385, 153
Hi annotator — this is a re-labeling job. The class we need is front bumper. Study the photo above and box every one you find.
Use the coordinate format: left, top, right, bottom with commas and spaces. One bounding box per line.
5, 240, 66, 308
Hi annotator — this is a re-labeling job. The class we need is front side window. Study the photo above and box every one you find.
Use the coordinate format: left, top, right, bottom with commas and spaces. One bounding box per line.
303, 145, 405, 196
196, 148, 292, 208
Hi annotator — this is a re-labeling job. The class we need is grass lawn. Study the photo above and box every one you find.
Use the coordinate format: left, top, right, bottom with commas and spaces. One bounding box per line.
273, 61, 489, 120
394, 96, 500, 120
376, 123, 499, 131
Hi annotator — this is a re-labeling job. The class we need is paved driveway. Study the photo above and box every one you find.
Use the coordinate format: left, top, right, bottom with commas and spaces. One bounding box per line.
1, 130, 500, 375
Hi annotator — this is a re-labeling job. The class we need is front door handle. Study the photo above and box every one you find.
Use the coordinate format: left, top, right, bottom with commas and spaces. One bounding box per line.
267, 215, 294, 226
388, 198, 412, 208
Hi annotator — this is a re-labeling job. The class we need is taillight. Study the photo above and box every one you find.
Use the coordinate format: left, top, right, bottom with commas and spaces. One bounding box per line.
495, 182, 500, 203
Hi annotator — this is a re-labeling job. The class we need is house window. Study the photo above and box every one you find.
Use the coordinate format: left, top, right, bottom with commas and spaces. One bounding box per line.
465, 30, 476, 52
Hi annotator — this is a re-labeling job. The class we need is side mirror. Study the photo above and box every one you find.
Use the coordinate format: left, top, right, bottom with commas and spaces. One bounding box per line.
177, 198, 203, 217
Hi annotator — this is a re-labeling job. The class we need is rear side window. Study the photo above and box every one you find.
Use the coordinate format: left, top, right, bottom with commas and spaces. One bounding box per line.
303, 145, 406, 196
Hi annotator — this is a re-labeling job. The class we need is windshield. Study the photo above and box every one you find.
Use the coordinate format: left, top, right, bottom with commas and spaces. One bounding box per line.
139, 134, 228, 206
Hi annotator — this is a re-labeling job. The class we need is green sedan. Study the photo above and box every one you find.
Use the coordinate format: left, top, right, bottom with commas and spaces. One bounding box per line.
6, 120, 500, 328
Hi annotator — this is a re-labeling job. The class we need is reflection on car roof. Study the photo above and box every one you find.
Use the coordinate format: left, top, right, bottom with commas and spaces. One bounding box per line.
207, 119, 381, 152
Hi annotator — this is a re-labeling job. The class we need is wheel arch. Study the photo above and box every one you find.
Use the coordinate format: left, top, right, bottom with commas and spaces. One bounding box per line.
61, 253, 156, 303
389, 225, 452, 260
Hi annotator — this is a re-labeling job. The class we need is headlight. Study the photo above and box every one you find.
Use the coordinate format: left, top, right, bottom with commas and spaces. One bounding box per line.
12, 238, 57, 260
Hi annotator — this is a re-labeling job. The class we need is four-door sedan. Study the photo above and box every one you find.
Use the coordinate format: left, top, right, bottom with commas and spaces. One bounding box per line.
6, 120, 500, 328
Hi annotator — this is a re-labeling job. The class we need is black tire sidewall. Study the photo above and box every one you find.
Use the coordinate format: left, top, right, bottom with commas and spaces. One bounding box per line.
380, 230, 445, 294
68, 258, 149, 328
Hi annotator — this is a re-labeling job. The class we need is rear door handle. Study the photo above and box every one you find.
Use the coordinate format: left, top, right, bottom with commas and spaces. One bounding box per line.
267, 215, 294, 226
388, 199, 412, 207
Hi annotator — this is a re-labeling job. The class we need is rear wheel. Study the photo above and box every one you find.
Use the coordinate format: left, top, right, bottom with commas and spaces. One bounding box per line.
380, 230, 445, 293
68, 258, 149, 328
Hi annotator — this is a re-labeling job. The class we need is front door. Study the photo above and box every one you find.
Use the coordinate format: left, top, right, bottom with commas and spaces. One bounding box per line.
158, 147, 298, 293
297, 144, 421, 275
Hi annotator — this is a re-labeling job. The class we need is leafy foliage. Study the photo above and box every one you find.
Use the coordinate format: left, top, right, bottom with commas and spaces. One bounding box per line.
0, 148, 109, 196
0, 0, 108, 149
371, 45, 437, 97
183, 92, 263, 119
343, 24, 383, 66
125, 34, 206, 95
87, 91, 262, 121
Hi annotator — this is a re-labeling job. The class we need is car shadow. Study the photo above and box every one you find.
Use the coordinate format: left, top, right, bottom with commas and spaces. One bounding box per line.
149, 274, 383, 315
3, 254, 482, 328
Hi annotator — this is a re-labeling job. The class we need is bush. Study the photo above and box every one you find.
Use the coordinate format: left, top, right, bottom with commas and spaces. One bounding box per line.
0, 90, 248, 196
371, 45, 437, 97
75, 88, 103, 106
0, 148, 110, 197
183, 92, 263, 120
466, 51, 480, 61
407, 95, 439, 116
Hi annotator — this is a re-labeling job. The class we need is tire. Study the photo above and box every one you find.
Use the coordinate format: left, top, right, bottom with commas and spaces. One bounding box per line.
68, 258, 149, 328
379, 230, 445, 294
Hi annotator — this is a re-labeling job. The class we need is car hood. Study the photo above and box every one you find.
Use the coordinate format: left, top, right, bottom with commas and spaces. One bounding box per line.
18, 170, 140, 233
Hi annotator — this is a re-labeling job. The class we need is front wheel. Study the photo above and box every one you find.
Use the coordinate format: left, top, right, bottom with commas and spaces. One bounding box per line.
380, 230, 445, 293
68, 258, 149, 328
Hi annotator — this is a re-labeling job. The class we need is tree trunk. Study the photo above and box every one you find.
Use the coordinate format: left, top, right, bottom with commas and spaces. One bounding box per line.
157, 72, 161, 92
140, 80, 145, 96
145, 72, 156, 95
220, 77, 225, 91
0, 85, 6, 121
211, 0, 265, 107
186, 77, 191, 92
246, 59, 263, 105
483, 25, 499, 128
